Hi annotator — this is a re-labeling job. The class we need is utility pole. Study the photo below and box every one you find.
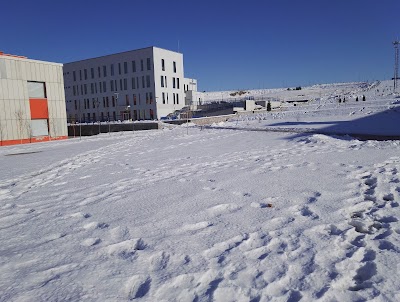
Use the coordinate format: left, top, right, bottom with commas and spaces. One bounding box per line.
394, 40, 400, 93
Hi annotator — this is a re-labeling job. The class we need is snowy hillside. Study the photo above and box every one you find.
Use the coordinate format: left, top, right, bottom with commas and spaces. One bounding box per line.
0, 81, 400, 301
203, 80, 397, 104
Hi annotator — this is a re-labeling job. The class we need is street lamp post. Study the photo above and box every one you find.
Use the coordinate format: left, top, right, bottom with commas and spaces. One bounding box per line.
114, 92, 119, 120
95, 98, 101, 134
79, 99, 82, 140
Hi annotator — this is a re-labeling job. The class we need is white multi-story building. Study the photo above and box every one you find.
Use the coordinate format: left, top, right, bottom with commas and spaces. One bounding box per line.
0, 51, 67, 146
64, 46, 196, 122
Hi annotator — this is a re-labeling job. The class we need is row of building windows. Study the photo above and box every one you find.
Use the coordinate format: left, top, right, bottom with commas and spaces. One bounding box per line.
71, 75, 180, 97
72, 58, 151, 81
160, 76, 180, 89
161, 92, 180, 105
71, 58, 178, 82
72, 91, 179, 111
71, 75, 155, 96
71, 108, 155, 123
161, 59, 177, 73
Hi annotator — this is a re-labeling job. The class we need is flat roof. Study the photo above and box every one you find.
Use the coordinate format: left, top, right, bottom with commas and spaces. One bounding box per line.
64, 46, 181, 65
0, 52, 63, 66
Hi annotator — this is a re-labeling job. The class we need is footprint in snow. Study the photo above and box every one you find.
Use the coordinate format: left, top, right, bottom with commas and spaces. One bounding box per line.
206, 203, 241, 217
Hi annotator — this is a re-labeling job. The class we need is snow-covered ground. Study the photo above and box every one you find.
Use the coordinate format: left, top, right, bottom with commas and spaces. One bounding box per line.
1, 81, 400, 301
203, 80, 397, 104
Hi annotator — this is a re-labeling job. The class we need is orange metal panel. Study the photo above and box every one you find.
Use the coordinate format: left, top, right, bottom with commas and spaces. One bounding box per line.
29, 98, 49, 119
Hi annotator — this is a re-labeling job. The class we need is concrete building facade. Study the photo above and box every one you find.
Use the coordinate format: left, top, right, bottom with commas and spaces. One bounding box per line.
0, 52, 67, 146
63, 47, 192, 122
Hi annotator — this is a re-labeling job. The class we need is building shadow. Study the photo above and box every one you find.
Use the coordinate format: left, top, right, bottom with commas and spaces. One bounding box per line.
283, 108, 400, 141
204, 107, 400, 141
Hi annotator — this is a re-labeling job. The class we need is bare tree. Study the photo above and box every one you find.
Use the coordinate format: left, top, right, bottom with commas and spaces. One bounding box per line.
25, 119, 32, 143
15, 110, 25, 144
50, 117, 58, 139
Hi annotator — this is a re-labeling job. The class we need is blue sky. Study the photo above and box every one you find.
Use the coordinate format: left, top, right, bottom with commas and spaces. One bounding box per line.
1, 0, 399, 91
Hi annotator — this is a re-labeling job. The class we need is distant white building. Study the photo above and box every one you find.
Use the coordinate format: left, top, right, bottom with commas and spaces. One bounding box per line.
0, 51, 67, 146
63, 46, 199, 122
184, 78, 204, 108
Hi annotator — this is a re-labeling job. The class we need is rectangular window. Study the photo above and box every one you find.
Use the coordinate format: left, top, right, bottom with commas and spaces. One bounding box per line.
162, 92, 165, 104
84, 84, 87, 95
120, 79, 123, 91
142, 76, 145, 88
91, 83, 94, 94
145, 92, 149, 104
173, 93, 176, 104
84, 69, 88, 80
112, 96, 115, 107
31, 119, 49, 137
177, 78, 180, 89
80, 70, 82, 81
111, 80, 114, 92
132, 61, 136, 72
91, 68, 94, 79
132, 77, 136, 89
115, 80, 118, 91
80, 85, 83, 95
125, 94, 129, 106
103, 65, 107, 77
177, 93, 179, 104
73, 86, 76, 96
100, 82, 103, 93
173, 61, 176, 73
149, 92, 153, 104
106, 97, 109, 107
124, 62, 128, 74
124, 78, 127, 90
133, 94, 137, 105
141, 59, 144, 71
173, 77, 176, 89
103, 81, 106, 93
111, 64, 114, 76
73, 71, 76, 81
113, 111, 116, 121
161, 59, 165, 71
165, 76, 167, 88
98, 67, 101, 78
118, 63, 121, 75
161, 75, 164, 87
74, 100, 77, 110
136, 78, 139, 89
147, 58, 151, 70
146, 75, 150, 88
103, 97, 106, 107
95, 83, 97, 93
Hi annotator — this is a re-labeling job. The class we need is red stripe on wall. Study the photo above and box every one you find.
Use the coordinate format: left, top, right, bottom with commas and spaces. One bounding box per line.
0, 136, 68, 147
